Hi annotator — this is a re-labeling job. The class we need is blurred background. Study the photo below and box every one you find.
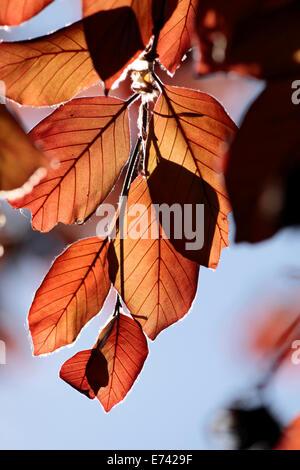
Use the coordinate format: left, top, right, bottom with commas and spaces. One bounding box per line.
0, 0, 300, 450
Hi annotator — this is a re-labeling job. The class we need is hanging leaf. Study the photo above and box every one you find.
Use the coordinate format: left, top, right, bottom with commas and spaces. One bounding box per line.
82, 0, 178, 92
157, 0, 197, 73
147, 85, 236, 268
60, 312, 148, 412
0, 22, 100, 106
9, 95, 132, 232
225, 79, 300, 243
0, 104, 49, 198
0, 0, 54, 26
29, 237, 111, 355
109, 176, 200, 340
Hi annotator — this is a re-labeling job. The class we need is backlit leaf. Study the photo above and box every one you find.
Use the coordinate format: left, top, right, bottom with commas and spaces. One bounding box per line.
60, 312, 148, 412
157, 0, 197, 73
0, 104, 49, 198
0, 0, 54, 26
82, 0, 178, 92
0, 22, 100, 106
194, 0, 299, 78
9, 96, 131, 232
225, 2, 300, 80
109, 176, 200, 340
29, 237, 111, 355
147, 85, 236, 268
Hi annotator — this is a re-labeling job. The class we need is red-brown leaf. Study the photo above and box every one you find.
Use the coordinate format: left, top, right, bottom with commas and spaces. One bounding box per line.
0, 22, 100, 106
147, 85, 236, 268
82, 0, 178, 92
225, 2, 300, 80
60, 313, 148, 412
194, 0, 299, 78
109, 176, 200, 340
29, 237, 111, 355
0, 0, 54, 26
0, 104, 49, 198
225, 79, 300, 243
9, 96, 131, 232
158, 0, 197, 73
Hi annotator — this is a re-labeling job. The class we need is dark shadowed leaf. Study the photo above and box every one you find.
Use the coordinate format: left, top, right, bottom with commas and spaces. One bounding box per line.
225, 2, 300, 80
109, 176, 200, 340
29, 237, 111, 355
82, 0, 178, 92
225, 79, 300, 243
0, 0, 54, 26
9, 96, 131, 232
0, 22, 100, 106
60, 312, 148, 412
194, 0, 299, 78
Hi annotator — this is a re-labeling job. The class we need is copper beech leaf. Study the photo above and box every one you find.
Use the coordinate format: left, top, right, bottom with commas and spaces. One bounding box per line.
157, 0, 197, 74
9, 96, 131, 232
108, 176, 200, 340
225, 2, 300, 80
82, 0, 178, 92
225, 79, 300, 244
29, 237, 110, 355
0, 0, 54, 26
0, 104, 49, 198
194, 0, 299, 78
60, 313, 148, 412
147, 85, 236, 268
0, 22, 100, 106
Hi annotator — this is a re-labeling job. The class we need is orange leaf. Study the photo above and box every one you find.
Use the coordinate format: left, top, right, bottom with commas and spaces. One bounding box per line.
275, 415, 300, 450
9, 96, 131, 232
147, 85, 236, 268
158, 0, 197, 74
0, 0, 54, 26
225, 79, 300, 243
0, 22, 100, 106
0, 104, 49, 198
109, 176, 200, 340
60, 312, 148, 412
29, 237, 111, 355
82, 0, 178, 92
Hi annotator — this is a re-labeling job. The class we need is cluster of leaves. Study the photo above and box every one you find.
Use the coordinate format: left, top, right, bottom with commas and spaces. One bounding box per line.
0, 1, 299, 442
